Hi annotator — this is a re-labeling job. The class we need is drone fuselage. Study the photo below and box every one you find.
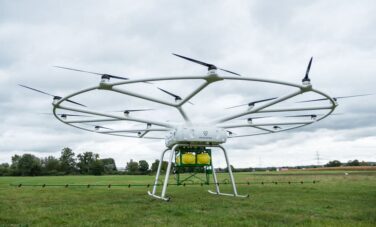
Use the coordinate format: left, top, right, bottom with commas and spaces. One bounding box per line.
165, 126, 227, 148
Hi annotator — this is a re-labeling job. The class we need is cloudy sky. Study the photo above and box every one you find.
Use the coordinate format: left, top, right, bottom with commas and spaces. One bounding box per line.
0, 0, 375, 168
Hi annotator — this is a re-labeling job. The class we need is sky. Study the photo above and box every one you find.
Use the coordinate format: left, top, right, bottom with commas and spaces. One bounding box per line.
0, 0, 375, 168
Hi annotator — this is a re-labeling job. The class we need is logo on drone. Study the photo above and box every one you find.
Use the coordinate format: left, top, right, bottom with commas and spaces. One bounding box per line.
203, 131, 208, 136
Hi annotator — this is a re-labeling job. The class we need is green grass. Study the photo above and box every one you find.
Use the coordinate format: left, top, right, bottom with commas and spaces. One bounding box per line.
0, 171, 375, 226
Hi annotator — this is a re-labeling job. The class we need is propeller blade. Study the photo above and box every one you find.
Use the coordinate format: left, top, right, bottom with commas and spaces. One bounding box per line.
252, 97, 278, 104
225, 97, 278, 109
333, 94, 373, 99
237, 116, 272, 120
285, 113, 343, 118
120, 109, 155, 112
225, 103, 248, 109
284, 114, 317, 118
158, 87, 181, 100
55, 66, 129, 80
40, 113, 91, 117
19, 84, 87, 107
65, 99, 87, 107
297, 94, 373, 103
59, 113, 91, 117
173, 53, 241, 76
97, 125, 113, 130
82, 123, 113, 130
158, 87, 194, 104
226, 130, 237, 136
218, 68, 241, 76
173, 53, 214, 68
302, 57, 313, 82
55, 66, 102, 75
18, 84, 54, 97
296, 98, 327, 103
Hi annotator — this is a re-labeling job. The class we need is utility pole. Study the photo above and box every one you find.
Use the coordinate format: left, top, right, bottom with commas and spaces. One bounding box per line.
258, 156, 262, 168
315, 150, 320, 166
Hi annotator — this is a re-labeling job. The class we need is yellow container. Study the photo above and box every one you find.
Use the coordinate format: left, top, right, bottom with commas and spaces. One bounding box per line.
182, 153, 195, 164
197, 153, 211, 164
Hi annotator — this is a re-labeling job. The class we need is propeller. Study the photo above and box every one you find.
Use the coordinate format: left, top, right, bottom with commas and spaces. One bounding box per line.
114, 108, 154, 114
225, 97, 278, 109
173, 53, 241, 76
54, 66, 129, 80
297, 94, 373, 103
284, 113, 343, 119
284, 114, 319, 120
226, 130, 237, 136
158, 87, 194, 104
236, 116, 272, 122
302, 57, 313, 83
19, 84, 86, 107
81, 123, 113, 130
40, 113, 92, 118
116, 108, 155, 116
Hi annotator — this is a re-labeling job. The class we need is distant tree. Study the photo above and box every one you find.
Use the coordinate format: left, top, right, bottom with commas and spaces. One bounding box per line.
77, 152, 105, 175
59, 148, 77, 174
17, 154, 42, 176
151, 160, 168, 173
101, 158, 117, 173
224, 165, 235, 172
0, 163, 10, 176
42, 156, 60, 175
90, 159, 105, 175
77, 152, 98, 174
138, 160, 149, 174
325, 160, 342, 167
359, 161, 369, 166
347, 159, 360, 166
10, 155, 21, 175
151, 160, 159, 172
126, 159, 139, 174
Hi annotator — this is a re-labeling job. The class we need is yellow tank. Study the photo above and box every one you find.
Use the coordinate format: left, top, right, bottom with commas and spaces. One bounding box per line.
197, 153, 211, 164
182, 153, 195, 164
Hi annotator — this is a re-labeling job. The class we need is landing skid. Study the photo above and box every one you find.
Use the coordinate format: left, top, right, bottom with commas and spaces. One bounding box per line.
147, 144, 249, 201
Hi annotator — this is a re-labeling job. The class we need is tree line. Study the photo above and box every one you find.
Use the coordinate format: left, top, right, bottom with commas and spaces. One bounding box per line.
1, 148, 373, 176
324, 159, 374, 167
0, 147, 169, 176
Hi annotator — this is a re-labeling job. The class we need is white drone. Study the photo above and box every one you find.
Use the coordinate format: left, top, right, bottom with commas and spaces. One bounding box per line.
21, 53, 359, 201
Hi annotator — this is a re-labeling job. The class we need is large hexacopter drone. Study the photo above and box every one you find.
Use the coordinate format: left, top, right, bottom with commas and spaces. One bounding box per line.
21, 54, 369, 201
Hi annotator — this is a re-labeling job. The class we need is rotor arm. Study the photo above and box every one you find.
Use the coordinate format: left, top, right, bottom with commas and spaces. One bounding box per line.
100, 128, 170, 134
229, 123, 315, 138
256, 106, 333, 114
56, 105, 174, 129
213, 89, 304, 124
251, 125, 275, 133
219, 121, 313, 129
64, 118, 122, 124
177, 81, 211, 106
111, 87, 176, 107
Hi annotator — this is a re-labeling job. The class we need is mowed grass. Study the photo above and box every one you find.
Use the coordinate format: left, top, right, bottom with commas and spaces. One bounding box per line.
0, 171, 375, 226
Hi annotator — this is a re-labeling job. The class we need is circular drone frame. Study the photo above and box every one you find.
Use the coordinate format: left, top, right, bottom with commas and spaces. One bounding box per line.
52, 72, 338, 140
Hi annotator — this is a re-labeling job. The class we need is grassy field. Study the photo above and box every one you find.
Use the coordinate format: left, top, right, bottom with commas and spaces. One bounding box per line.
0, 171, 375, 226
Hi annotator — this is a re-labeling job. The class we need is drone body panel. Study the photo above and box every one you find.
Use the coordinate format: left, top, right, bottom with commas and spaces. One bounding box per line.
165, 126, 227, 147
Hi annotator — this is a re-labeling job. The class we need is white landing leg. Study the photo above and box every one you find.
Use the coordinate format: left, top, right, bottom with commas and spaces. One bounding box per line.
148, 144, 178, 201
208, 145, 249, 198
